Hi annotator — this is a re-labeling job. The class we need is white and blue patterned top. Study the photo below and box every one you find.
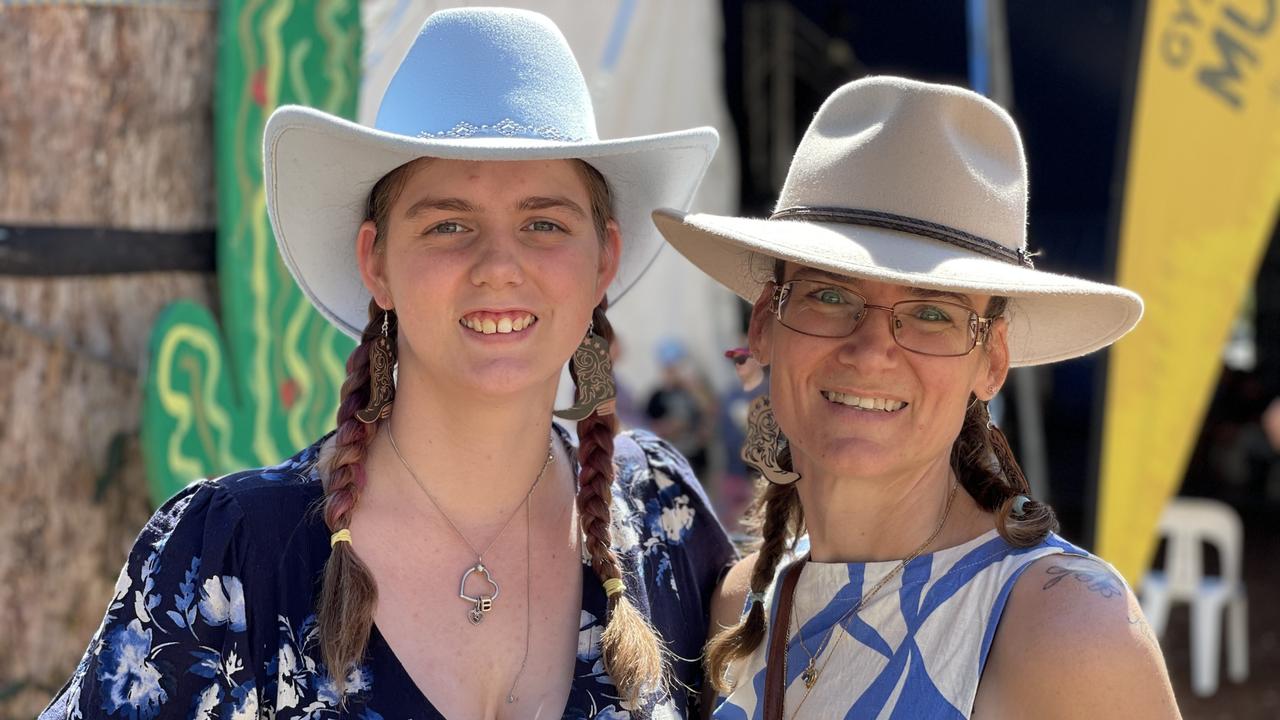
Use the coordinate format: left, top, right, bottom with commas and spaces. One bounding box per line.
715, 530, 1091, 719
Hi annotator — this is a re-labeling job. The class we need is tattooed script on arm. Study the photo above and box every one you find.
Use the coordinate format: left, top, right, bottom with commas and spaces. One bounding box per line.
1041, 561, 1157, 643
1041, 562, 1124, 599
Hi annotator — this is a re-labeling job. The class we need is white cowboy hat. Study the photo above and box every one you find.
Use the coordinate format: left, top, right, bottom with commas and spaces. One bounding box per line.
653, 76, 1142, 366
264, 7, 718, 339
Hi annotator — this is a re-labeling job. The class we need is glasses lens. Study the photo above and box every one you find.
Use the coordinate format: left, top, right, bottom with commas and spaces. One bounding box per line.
777, 280, 864, 338
892, 300, 977, 356
776, 282, 981, 356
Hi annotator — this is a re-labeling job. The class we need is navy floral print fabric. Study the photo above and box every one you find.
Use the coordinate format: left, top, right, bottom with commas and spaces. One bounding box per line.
41, 429, 737, 720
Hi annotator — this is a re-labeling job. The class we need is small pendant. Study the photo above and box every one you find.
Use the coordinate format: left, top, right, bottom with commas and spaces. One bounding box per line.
468, 597, 493, 625
459, 562, 500, 625
801, 658, 819, 689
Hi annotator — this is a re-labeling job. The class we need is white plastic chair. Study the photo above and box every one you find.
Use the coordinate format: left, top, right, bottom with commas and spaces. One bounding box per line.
1140, 497, 1248, 697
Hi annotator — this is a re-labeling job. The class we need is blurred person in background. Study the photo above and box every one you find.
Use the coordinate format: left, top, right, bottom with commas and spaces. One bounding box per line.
718, 346, 768, 540
656, 76, 1179, 718
646, 337, 718, 479
41, 9, 736, 720
607, 334, 649, 431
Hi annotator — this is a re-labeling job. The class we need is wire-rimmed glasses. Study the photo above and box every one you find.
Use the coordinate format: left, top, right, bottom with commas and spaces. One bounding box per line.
771, 279, 994, 357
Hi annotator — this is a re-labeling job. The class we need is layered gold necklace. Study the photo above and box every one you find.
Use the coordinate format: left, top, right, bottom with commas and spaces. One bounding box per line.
785, 481, 959, 718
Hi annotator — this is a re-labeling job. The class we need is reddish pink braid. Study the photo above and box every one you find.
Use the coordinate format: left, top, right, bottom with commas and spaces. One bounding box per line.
316, 299, 395, 695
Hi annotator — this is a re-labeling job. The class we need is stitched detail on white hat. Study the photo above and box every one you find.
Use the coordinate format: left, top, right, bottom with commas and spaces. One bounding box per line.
769, 205, 1036, 269
416, 118, 582, 142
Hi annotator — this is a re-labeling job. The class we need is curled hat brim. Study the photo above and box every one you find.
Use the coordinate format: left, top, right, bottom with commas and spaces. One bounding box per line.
265, 106, 718, 340
652, 208, 1143, 367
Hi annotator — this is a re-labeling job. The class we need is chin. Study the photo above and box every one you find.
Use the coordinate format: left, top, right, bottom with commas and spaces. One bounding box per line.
454, 358, 552, 397
795, 436, 897, 478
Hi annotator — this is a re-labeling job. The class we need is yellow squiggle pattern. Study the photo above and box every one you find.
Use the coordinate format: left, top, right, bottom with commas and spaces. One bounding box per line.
287, 39, 314, 107
317, 324, 346, 428
156, 326, 237, 481
318, 0, 354, 114
249, 0, 293, 463
284, 290, 316, 448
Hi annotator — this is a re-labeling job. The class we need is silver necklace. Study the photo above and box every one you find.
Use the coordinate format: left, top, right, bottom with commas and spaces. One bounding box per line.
507, 491, 533, 704
386, 426, 553, 626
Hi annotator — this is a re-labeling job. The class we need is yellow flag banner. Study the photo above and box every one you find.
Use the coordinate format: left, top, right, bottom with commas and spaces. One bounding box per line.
1099, 0, 1280, 582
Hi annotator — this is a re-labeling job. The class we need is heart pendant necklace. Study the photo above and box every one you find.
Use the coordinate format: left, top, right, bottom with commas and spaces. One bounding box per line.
387, 426, 553, 625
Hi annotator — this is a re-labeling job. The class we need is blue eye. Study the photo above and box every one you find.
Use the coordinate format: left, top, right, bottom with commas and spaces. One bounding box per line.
813, 288, 846, 304
526, 220, 562, 232
913, 305, 952, 322
429, 221, 463, 235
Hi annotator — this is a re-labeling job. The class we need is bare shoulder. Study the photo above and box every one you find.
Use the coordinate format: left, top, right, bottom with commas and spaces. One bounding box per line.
974, 553, 1181, 719
709, 551, 759, 638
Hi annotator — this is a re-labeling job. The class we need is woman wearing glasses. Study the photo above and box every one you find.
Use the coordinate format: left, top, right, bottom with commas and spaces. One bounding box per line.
655, 77, 1180, 718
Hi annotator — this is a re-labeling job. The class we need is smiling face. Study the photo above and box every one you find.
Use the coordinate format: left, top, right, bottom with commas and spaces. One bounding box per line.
355, 158, 619, 399
749, 263, 1010, 482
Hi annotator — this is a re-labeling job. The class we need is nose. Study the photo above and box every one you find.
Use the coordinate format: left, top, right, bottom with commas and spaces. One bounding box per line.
468, 233, 524, 289
837, 303, 900, 367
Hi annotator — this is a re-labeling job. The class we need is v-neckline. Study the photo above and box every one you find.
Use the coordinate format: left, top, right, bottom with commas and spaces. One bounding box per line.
363, 423, 604, 719
367, 561, 603, 720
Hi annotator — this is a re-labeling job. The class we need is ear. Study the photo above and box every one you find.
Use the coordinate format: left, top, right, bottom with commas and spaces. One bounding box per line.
977, 316, 1011, 400
594, 218, 622, 304
746, 282, 777, 367
355, 220, 392, 309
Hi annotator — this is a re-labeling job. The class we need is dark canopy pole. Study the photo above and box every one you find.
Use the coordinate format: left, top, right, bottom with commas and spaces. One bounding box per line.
1084, 0, 1149, 550
966, 0, 1052, 503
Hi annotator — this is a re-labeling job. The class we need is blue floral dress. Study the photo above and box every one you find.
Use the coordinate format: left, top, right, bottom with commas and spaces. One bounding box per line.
41, 429, 737, 720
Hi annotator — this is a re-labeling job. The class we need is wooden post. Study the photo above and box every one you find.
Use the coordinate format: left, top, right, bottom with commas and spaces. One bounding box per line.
0, 8, 216, 717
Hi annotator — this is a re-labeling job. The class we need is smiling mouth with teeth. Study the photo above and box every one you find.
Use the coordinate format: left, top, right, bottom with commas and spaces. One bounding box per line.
460, 312, 538, 335
822, 391, 908, 412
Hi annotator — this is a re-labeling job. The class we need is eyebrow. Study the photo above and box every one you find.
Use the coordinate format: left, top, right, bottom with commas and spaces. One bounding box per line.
402, 195, 588, 220
518, 195, 587, 218
907, 287, 975, 305
791, 269, 975, 306
403, 197, 477, 219
792, 268, 857, 285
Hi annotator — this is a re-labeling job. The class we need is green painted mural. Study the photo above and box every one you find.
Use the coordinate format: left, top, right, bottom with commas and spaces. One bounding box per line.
142, 1, 362, 506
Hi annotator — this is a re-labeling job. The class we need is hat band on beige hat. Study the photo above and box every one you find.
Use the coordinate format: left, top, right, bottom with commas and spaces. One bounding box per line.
769, 205, 1036, 268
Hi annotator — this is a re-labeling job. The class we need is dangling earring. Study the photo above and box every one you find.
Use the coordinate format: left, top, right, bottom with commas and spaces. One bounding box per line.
554, 323, 616, 421
743, 396, 800, 485
356, 310, 396, 424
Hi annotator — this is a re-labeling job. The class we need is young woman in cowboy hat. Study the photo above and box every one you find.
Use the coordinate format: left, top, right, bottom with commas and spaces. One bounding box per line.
43, 9, 736, 720
655, 77, 1180, 718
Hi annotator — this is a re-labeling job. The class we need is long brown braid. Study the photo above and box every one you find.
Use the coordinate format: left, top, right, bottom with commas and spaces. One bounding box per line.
950, 389, 1058, 546
317, 298, 398, 692
315, 163, 414, 692
570, 309, 668, 702
703, 480, 803, 694
946, 296, 1057, 546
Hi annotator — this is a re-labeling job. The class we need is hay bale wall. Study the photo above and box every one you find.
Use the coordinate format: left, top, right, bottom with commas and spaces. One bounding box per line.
0, 8, 216, 718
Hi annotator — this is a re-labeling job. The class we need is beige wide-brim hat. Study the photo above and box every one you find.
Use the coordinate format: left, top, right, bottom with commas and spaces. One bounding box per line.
265, 7, 717, 340
654, 76, 1141, 367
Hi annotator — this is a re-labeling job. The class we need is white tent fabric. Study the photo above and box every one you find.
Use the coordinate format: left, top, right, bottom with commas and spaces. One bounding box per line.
359, 0, 742, 400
